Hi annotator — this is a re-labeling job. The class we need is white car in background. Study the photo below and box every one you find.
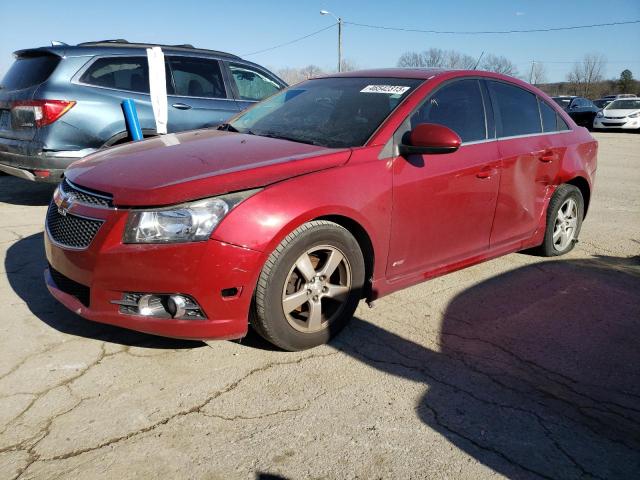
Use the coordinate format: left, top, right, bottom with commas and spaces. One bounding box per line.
593, 98, 640, 131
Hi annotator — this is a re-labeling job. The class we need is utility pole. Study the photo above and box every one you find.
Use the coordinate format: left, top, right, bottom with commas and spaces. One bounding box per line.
529, 61, 535, 84
338, 17, 342, 72
320, 10, 342, 72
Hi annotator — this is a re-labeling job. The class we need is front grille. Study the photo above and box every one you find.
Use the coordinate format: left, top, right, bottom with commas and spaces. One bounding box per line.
60, 179, 113, 208
49, 264, 90, 307
602, 122, 626, 127
46, 203, 104, 249
604, 116, 626, 120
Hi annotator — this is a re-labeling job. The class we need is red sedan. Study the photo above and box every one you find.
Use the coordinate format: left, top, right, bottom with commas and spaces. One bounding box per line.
45, 69, 597, 351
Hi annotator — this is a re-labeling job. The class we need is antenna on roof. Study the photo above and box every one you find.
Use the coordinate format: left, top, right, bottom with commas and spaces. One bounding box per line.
473, 51, 484, 70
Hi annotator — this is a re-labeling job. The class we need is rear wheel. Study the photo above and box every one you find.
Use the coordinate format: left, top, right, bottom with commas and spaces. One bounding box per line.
537, 184, 584, 257
251, 221, 365, 351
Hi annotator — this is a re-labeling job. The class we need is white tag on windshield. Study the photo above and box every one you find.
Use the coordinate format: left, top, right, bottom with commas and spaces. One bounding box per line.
360, 85, 410, 95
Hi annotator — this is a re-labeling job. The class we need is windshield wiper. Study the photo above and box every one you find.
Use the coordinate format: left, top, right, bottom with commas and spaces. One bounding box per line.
257, 132, 325, 147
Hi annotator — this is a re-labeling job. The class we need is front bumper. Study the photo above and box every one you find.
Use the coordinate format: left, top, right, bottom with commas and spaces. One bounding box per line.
593, 118, 640, 130
44, 204, 265, 340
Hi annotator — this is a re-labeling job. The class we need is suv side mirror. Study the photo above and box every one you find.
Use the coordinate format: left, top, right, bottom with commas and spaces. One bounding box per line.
399, 123, 462, 156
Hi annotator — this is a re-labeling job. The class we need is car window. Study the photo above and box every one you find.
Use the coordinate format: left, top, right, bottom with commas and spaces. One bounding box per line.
80, 57, 150, 93
229, 63, 282, 101
557, 114, 570, 131
539, 98, 558, 133
410, 79, 487, 143
1, 54, 61, 90
229, 77, 422, 148
552, 97, 571, 108
167, 57, 226, 98
489, 81, 542, 137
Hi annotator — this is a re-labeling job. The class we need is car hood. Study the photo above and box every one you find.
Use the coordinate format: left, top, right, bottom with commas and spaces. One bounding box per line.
66, 129, 351, 206
602, 109, 639, 117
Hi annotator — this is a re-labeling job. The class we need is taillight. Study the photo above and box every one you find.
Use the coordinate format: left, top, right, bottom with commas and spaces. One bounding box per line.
10, 100, 75, 128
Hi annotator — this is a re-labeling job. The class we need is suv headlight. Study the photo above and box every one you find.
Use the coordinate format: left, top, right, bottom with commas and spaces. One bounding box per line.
123, 189, 260, 244
596, 111, 604, 118
628, 112, 639, 118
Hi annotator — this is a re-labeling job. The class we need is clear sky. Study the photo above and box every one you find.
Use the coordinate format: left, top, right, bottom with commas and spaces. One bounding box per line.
1, 0, 639, 82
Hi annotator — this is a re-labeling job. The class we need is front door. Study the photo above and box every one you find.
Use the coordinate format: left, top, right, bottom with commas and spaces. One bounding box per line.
387, 79, 500, 279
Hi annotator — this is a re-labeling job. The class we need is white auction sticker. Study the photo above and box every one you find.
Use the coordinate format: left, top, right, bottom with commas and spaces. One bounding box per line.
360, 85, 411, 94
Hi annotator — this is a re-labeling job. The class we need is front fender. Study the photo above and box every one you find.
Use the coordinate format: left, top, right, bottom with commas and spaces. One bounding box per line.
212, 149, 393, 281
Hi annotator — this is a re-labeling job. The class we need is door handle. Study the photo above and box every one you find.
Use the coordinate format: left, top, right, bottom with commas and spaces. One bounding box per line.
171, 103, 192, 110
538, 149, 555, 163
476, 167, 498, 179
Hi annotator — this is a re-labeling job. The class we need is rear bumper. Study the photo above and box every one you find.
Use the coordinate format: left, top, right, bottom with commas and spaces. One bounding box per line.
0, 144, 96, 183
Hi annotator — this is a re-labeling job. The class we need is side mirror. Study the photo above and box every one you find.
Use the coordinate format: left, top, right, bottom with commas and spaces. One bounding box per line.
399, 123, 462, 156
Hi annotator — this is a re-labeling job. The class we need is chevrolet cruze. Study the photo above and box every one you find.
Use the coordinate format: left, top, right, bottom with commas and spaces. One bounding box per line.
45, 69, 597, 351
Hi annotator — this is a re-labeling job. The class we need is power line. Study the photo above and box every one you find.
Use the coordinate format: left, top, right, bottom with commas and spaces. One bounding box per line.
242, 24, 336, 56
343, 19, 640, 35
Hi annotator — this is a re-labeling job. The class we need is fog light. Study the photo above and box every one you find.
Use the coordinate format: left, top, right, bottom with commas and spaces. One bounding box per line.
167, 295, 187, 318
111, 292, 207, 320
138, 294, 166, 316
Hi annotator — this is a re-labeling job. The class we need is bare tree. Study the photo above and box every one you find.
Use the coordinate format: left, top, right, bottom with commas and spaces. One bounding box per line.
528, 62, 547, 85
339, 58, 359, 72
565, 53, 607, 97
299, 65, 324, 80
481, 54, 518, 76
397, 51, 425, 68
446, 51, 477, 69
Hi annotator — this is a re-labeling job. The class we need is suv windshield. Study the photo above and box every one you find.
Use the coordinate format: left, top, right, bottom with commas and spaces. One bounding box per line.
1, 53, 60, 90
229, 77, 423, 148
607, 99, 640, 110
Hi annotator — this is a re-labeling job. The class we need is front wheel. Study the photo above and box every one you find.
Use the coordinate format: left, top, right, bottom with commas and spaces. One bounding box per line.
251, 221, 365, 351
537, 184, 584, 257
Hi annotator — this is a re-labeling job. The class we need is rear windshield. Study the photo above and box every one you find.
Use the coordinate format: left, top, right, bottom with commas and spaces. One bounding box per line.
552, 97, 571, 108
229, 77, 423, 148
0, 53, 61, 90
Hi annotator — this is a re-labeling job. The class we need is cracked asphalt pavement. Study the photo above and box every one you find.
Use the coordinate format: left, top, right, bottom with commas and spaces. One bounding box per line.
1, 132, 639, 479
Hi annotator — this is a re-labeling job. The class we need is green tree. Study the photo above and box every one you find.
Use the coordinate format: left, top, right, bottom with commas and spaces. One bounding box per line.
619, 69, 634, 93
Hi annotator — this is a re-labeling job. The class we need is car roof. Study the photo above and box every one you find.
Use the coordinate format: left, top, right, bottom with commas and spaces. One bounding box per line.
14, 40, 241, 60
318, 68, 530, 83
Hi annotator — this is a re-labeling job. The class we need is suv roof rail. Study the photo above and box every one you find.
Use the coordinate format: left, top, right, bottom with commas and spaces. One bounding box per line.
76, 40, 240, 59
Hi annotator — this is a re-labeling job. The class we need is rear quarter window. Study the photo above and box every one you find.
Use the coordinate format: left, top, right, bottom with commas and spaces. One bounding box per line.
80, 57, 150, 93
1, 54, 61, 90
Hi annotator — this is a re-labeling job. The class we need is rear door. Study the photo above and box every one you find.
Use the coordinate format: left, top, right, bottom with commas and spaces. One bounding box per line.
387, 78, 501, 278
488, 81, 565, 248
225, 62, 284, 111
165, 56, 239, 131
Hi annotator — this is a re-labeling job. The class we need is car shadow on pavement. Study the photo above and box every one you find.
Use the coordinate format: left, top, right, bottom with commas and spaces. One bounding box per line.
0, 176, 57, 206
5, 232, 204, 349
334, 255, 640, 479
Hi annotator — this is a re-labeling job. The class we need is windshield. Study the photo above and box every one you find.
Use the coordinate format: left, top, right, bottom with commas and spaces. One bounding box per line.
606, 99, 640, 110
228, 77, 423, 148
552, 97, 572, 108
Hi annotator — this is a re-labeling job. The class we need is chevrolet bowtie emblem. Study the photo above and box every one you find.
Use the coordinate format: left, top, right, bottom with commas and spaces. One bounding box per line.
56, 192, 76, 216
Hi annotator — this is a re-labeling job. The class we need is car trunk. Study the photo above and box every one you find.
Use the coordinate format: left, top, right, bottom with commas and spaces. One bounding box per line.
0, 50, 61, 142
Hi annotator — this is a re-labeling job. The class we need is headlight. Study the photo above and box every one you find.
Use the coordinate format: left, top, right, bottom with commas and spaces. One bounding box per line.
596, 111, 604, 118
628, 112, 639, 118
123, 189, 260, 243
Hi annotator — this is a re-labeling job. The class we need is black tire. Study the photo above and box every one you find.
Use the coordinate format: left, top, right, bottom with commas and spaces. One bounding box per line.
251, 220, 365, 351
536, 184, 584, 257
